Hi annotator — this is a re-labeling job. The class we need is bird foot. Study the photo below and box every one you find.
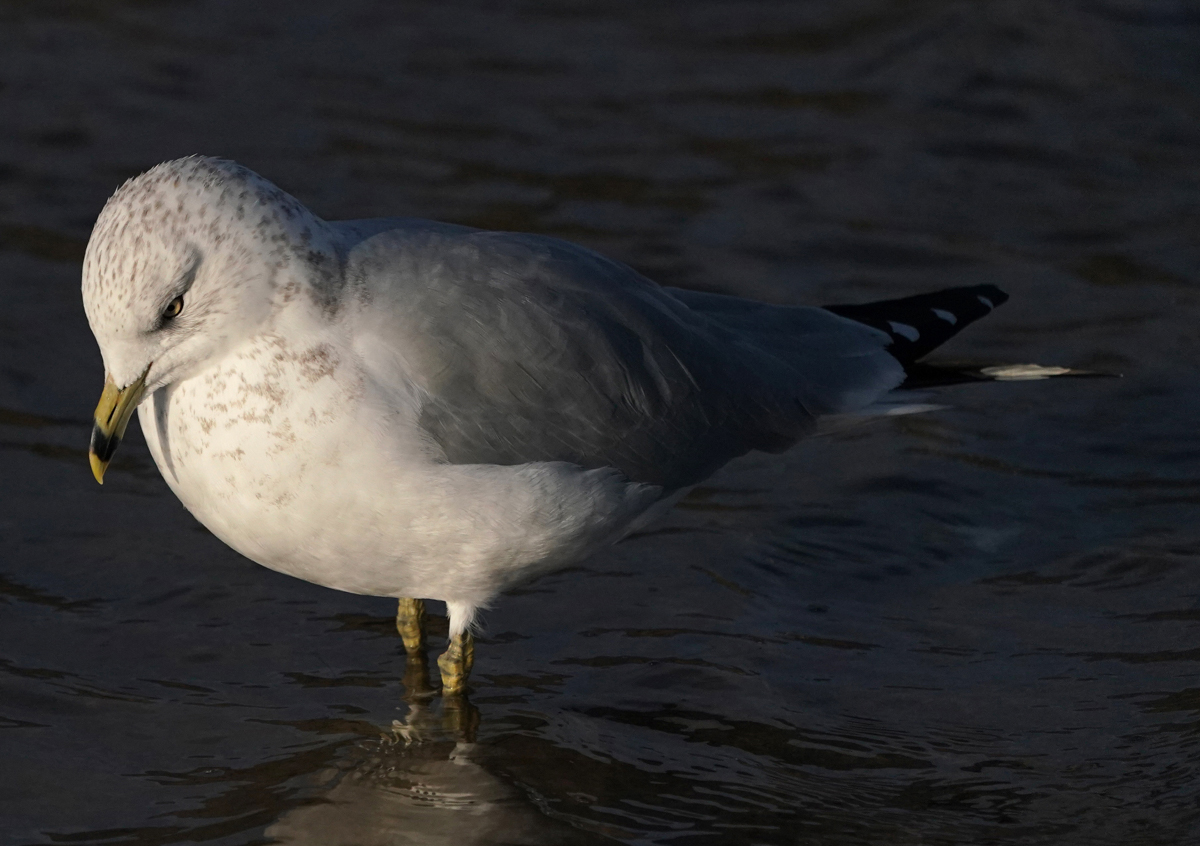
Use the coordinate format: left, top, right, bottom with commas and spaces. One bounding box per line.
395, 597, 426, 653
437, 631, 475, 696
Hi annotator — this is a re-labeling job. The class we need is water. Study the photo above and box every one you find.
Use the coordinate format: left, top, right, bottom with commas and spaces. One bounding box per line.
2, 1, 1200, 843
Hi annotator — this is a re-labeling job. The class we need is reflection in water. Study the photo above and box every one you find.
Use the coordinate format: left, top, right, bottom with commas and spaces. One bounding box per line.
265, 727, 583, 846
267, 653, 595, 846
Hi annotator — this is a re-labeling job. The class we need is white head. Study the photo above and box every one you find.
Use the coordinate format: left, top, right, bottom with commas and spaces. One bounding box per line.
82, 156, 341, 482
83, 155, 341, 392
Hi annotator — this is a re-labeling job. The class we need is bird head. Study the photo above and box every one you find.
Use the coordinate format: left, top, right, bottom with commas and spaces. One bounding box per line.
81, 156, 338, 482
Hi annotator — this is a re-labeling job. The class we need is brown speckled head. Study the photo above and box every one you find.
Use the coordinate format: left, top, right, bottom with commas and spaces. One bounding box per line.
82, 156, 343, 391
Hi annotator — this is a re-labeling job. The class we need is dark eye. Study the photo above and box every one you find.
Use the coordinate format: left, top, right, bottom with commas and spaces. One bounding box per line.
163, 296, 184, 320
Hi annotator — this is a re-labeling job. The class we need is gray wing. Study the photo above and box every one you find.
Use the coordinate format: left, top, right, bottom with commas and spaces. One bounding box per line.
340, 220, 902, 490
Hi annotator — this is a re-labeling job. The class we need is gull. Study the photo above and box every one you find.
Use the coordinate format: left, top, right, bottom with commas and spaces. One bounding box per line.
83, 156, 1042, 695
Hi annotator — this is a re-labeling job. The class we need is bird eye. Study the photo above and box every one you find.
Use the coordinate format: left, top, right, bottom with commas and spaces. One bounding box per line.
163, 296, 184, 320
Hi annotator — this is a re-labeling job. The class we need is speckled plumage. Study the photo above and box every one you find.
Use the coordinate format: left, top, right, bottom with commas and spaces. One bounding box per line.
82, 156, 909, 638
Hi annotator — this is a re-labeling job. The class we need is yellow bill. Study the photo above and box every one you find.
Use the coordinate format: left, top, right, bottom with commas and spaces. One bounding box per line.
89, 364, 150, 484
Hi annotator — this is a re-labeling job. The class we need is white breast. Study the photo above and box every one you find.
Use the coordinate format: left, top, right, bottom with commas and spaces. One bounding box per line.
136, 328, 660, 606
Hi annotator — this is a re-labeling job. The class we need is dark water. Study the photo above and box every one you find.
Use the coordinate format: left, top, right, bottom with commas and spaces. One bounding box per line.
3, 1, 1200, 843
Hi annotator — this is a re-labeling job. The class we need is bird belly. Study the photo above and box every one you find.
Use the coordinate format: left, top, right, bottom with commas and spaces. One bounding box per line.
136, 339, 660, 604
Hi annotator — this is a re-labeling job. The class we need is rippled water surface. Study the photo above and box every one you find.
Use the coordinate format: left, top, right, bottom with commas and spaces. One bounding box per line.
3, 1, 1200, 843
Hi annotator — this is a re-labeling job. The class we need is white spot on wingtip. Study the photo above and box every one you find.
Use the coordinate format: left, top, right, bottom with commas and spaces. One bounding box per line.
978, 295, 994, 309
887, 321, 920, 342
883, 403, 946, 416
980, 364, 1074, 381
932, 308, 957, 325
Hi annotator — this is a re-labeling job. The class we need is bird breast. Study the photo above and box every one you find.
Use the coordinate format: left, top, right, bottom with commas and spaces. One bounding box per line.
135, 330, 659, 602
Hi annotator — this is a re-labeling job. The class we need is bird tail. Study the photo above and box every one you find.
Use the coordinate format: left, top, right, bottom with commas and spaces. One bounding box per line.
823, 284, 1112, 387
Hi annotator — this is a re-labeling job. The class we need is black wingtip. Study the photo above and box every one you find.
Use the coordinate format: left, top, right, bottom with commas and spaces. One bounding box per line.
824, 284, 1010, 364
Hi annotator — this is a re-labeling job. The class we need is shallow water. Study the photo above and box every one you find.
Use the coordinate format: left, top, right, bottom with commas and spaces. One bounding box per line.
3, 1, 1200, 843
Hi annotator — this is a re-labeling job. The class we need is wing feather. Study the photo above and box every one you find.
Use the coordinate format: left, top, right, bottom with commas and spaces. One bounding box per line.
340, 221, 901, 489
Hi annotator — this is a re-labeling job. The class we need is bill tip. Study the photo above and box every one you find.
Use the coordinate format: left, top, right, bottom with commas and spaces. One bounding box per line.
89, 453, 107, 485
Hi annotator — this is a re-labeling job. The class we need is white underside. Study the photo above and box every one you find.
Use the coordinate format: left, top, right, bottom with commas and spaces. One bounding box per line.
136, 309, 661, 635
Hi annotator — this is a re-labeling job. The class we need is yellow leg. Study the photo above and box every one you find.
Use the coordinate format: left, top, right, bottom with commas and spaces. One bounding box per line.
437, 631, 475, 696
395, 597, 426, 653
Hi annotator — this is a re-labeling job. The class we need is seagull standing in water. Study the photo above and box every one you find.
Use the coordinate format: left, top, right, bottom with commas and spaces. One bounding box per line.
84, 156, 1033, 694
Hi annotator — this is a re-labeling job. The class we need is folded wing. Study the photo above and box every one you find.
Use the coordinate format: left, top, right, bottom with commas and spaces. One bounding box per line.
343, 222, 903, 490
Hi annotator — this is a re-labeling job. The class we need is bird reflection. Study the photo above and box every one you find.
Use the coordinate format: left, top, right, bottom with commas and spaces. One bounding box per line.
265, 647, 594, 846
